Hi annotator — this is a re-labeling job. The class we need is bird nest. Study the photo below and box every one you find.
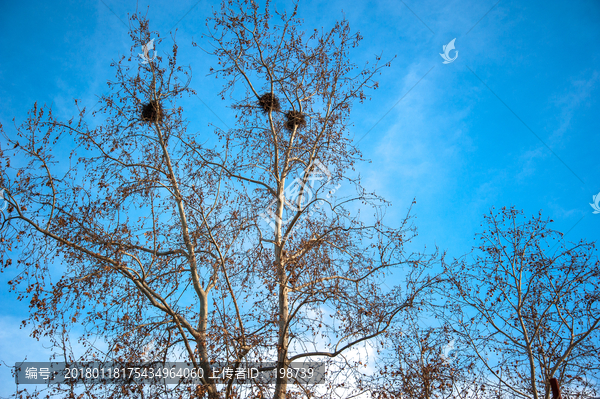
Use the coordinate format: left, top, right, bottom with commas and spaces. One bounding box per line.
258, 93, 281, 113
284, 110, 306, 131
141, 100, 163, 122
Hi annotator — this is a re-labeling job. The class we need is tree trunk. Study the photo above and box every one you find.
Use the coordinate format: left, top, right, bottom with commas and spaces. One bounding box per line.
198, 295, 219, 399
274, 188, 289, 399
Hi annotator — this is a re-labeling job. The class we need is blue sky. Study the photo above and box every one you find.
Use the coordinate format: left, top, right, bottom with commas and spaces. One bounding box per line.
1, 0, 600, 395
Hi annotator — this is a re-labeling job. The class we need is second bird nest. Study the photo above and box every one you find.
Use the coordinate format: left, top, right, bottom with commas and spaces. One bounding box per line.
258, 93, 281, 113
284, 110, 306, 131
141, 100, 163, 122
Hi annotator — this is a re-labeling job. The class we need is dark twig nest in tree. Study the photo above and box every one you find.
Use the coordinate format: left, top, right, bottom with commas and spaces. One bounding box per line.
284, 110, 306, 131
141, 100, 163, 122
258, 93, 281, 113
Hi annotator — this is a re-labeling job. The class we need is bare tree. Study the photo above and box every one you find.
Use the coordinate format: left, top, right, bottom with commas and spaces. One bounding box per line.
364, 306, 486, 399
0, 1, 438, 398
442, 207, 600, 399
